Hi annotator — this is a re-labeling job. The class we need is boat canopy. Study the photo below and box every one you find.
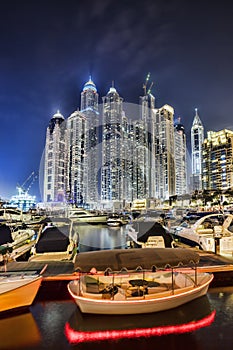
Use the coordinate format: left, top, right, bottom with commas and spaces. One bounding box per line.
74, 248, 200, 272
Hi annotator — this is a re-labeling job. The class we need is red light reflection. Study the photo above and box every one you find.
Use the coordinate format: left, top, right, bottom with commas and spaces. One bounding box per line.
65, 310, 216, 344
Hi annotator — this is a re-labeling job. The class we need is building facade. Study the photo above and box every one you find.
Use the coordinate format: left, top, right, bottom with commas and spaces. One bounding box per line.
153, 104, 176, 200
101, 85, 125, 208
66, 110, 86, 205
202, 129, 233, 190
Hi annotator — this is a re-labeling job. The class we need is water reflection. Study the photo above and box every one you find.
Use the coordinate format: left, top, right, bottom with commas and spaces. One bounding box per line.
65, 296, 215, 344
0, 311, 41, 349
76, 224, 127, 251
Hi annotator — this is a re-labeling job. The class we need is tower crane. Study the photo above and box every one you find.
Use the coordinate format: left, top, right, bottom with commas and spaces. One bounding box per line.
142, 72, 154, 96
16, 171, 37, 195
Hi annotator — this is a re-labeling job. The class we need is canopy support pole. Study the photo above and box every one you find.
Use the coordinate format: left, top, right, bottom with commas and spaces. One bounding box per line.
172, 268, 174, 294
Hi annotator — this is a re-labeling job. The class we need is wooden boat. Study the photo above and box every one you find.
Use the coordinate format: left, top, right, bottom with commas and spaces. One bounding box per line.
0, 272, 42, 313
68, 248, 213, 315
65, 295, 215, 344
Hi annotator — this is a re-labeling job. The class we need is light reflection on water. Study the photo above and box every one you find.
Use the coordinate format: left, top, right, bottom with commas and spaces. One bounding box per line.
76, 224, 127, 251
0, 226, 233, 349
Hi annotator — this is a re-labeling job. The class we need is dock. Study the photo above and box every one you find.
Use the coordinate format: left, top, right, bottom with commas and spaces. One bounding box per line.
1, 249, 233, 288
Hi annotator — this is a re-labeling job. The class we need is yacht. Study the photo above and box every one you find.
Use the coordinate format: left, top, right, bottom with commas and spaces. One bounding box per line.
67, 208, 108, 224
173, 212, 233, 254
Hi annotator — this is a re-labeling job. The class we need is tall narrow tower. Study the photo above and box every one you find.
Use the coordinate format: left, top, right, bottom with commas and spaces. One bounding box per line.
138, 73, 155, 199
66, 110, 86, 206
191, 108, 204, 191
43, 111, 67, 203
154, 104, 176, 200
101, 84, 124, 207
174, 118, 187, 195
80, 77, 100, 207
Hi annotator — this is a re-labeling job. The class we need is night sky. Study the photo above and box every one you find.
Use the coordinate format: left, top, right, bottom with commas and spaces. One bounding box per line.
1, 0, 233, 201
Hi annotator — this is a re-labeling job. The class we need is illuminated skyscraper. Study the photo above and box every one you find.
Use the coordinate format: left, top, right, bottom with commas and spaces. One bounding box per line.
101, 84, 125, 208
138, 80, 155, 199
80, 77, 100, 207
66, 110, 86, 205
174, 118, 187, 195
202, 129, 233, 190
191, 108, 204, 190
153, 104, 176, 200
43, 111, 67, 202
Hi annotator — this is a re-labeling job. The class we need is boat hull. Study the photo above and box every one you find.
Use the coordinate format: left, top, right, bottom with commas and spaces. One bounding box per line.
71, 216, 108, 224
0, 276, 42, 313
68, 273, 213, 315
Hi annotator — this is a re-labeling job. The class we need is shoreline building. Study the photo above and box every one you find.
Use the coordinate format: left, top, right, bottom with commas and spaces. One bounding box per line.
202, 129, 233, 191
43, 111, 67, 203
174, 118, 188, 195
191, 108, 204, 191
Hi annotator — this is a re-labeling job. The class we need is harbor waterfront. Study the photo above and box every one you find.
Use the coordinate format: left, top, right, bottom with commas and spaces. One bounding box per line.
1, 224, 233, 349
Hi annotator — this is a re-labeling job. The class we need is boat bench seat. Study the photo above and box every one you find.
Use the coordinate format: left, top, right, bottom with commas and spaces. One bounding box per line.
144, 290, 173, 299
147, 286, 169, 294
82, 291, 103, 299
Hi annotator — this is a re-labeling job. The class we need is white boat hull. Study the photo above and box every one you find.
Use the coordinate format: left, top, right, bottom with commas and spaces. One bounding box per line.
70, 216, 108, 224
0, 275, 42, 313
68, 273, 213, 315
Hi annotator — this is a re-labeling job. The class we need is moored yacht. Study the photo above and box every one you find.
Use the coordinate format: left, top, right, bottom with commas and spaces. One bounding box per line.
67, 208, 108, 224
173, 212, 233, 255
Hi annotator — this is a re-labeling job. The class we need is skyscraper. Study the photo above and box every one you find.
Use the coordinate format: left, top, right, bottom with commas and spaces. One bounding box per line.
101, 84, 125, 208
174, 118, 187, 195
139, 73, 155, 199
191, 108, 204, 191
202, 129, 233, 190
80, 77, 100, 207
153, 104, 176, 200
66, 110, 86, 205
43, 110, 67, 202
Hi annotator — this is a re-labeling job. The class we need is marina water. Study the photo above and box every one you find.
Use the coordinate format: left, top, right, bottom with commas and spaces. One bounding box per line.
0, 224, 232, 349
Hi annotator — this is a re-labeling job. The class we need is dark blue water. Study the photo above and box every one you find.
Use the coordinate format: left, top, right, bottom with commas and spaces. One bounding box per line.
0, 225, 232, 349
